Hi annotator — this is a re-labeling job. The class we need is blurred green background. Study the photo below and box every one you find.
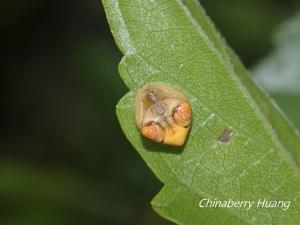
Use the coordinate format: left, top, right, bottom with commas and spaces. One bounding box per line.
1, 0, 300, 225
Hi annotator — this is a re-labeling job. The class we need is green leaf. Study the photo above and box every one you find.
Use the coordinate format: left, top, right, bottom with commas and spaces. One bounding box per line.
253, 13, 300, 129
102, 1, 300, 224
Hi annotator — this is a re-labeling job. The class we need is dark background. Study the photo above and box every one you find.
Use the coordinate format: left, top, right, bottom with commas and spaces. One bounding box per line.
1, 0, 300, 225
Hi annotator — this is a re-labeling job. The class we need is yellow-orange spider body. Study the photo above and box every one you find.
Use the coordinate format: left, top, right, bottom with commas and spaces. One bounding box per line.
135, 82, 192, 146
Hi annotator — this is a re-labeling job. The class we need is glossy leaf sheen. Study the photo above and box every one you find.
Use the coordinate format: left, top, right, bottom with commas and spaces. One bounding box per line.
103, 0, 300, 224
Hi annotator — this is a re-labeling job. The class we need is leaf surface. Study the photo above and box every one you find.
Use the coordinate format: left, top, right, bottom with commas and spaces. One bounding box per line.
103, 1, 300, 224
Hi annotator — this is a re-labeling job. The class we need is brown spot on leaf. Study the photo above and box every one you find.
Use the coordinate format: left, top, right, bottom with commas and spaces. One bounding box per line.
218, 127, 233, 144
